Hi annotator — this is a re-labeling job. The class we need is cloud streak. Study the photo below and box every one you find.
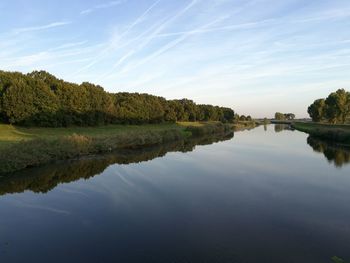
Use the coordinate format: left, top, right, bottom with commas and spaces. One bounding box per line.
2, 0, 350, 117
73, 0, 162, 75
80, 0, 125, 15
13, 21, 71, 34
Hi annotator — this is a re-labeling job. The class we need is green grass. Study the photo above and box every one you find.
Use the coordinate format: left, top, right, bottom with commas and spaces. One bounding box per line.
293, 122, 350, 131
0, 122, 232, 174
0, 123, 183, 149
292, 122, 350, 145
231, 120, 260, 131
0, 122, 227, 149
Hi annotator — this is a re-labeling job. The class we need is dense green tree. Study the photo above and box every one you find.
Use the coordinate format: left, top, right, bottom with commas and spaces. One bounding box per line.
284, 113, 295, 120
222, 107, 235, 123
275, 112, 286, 120
1, 72, 59, 126
307, 99, 326, 122
307, 89, 350, 124
325, 89, 350, 124
0, 70, 236, 126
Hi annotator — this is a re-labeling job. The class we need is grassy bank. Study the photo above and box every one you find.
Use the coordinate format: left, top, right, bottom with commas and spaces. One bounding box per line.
231, 120, 261, 131
0, 122, 231, 174
0, 131, 234, 196
292, 122, 350, 145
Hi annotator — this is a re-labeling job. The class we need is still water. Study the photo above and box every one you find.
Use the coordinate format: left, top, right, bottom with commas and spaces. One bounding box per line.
1, 125, 350, 263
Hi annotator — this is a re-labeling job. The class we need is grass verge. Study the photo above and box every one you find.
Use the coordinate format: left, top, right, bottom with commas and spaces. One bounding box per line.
0, 122, 231, 174
231, 121, 260, 131
292, 122, 350, 145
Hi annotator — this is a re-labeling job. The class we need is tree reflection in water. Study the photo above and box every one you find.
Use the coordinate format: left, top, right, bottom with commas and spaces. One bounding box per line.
307, 136, 350, 167
274, 124, 294, 133
0, 132, 233, 196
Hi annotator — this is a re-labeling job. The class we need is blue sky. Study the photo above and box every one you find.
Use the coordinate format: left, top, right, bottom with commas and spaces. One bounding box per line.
1, 0, 350, 117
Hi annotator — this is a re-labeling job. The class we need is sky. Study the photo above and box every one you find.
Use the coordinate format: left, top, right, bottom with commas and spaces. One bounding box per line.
0, 0, 350, 118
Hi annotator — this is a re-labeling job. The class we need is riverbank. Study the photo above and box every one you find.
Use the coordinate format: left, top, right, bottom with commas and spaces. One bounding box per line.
292, 122, 350, 146
0, 131, 234, 195
231, 120, 261, 131
0, 122, 232, 174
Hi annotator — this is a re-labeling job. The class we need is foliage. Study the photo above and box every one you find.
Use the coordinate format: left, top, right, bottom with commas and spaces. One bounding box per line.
0, 122, 233, 174
308, 89, 350, 124
331, 256, 346, 263
292, 122, 350, 145
308, 99, 326, 122
284, 113, 295, 120
275, 112, 295, 120
0, 70, 235, 126
237, 114, 253, 121
275, 112, 285, 120
0, 131, 233, 194
307, 136, 350, 167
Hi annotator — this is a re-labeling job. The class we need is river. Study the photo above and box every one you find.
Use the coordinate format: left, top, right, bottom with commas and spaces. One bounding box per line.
0, 125, 350, 263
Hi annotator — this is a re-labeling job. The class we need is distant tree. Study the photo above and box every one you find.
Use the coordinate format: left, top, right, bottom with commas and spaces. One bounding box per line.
0, 70, 236, 127
274, 112, 285, 120
284, 113, 295, 120
222, 107, 235, 123
239, 115, 247, 121
234, 114, 240, 122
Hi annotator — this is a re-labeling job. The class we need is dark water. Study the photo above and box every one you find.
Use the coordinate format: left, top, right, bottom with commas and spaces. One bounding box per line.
1, 125, 350, 263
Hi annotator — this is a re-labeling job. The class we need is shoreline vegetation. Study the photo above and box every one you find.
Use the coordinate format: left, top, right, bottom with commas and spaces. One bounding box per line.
0, 121, 247, 175
0, 69, 262, 175
0, 70, 235, 127
0, 130, 234, 196
292, 88, 350, 146
0, 121, 260, 175
292, 122, 350, 146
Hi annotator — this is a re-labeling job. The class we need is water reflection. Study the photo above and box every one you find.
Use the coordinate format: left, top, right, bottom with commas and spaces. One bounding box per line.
1, 125, 350, 263
274, 124, 294, 133
307, 136, 350, 167
0, 132, 233, 196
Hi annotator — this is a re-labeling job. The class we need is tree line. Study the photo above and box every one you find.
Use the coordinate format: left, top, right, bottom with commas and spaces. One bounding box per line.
274, 112, 295, 120
308, 89, 350, 124
0, 70, 235, 127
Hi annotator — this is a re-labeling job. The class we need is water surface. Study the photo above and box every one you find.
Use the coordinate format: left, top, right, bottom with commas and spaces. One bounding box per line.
1, 125, 350, 263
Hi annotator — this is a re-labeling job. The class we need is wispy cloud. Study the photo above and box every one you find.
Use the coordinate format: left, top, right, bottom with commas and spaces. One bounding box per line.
95, 0, 200, 80
2, 0, 350, 117
13, 21, 71, 34
293, 8, 350, 23
73, 0, 162, 75
80, 0, 125, 15
116, 17, 227, 76
49, 41, 88, 51
153, 19, 275, 38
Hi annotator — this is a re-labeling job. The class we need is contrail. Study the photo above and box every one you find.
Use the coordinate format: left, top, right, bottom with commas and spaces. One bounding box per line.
116, 16, 227, 76
100, 0, 200, 80
13, 21, 71, 34
73, 0, 162, 76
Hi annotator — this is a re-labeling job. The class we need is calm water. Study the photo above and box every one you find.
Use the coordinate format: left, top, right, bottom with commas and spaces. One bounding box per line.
1, 125, 350, 263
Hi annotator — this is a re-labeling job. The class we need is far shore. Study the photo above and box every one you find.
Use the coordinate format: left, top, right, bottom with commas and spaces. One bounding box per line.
0, 121, 257, 175
292, 122, 350, 146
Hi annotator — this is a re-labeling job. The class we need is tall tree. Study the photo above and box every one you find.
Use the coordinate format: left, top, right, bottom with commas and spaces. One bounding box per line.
275, 112, 286, 120
308, 99, 326, 122
325, 89, 350, 124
